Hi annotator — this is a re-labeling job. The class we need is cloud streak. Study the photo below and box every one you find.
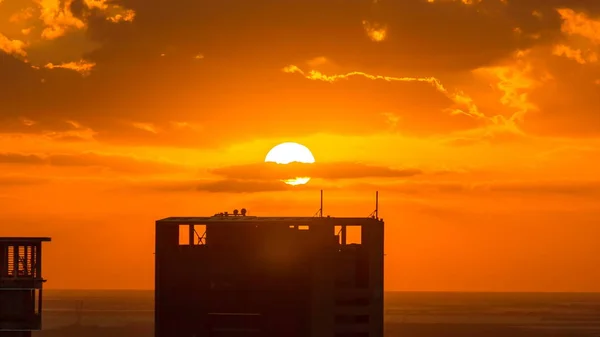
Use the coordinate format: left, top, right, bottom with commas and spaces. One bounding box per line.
282, 65, 487, 121
210, 162, 422, 181
0, 175, 49, 186
0, 152, 184, 174
130, 179, 299, 194
44, 59, 96, 76
281, 63, 530, 144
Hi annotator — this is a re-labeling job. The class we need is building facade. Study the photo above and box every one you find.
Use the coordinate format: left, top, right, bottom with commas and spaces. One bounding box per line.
155, 215, 384, 337
0, 237, 51, 337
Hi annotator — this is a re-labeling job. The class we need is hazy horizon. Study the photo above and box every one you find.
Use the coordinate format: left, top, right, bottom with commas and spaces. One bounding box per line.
36, 291, 600, 336
42, 289, 600, 294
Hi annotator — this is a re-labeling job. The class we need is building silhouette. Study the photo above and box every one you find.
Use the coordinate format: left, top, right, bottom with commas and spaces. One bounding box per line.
155, 212, 384, 337
0, 237, 51, 337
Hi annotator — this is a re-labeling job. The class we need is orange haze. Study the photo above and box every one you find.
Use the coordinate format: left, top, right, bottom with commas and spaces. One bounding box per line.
1, 0, 600, 291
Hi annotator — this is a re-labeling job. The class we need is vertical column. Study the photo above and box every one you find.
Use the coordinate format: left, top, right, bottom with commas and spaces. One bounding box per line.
0, 242, 5, 333
309, 223, 335, 337
0, 243, 6, 277
30, 289, 35, 318
155, 223, 179, 337
36, 244, 42, 279
188, 225, 195, 246
37, 289, 42, 317
366, 221, 384, 337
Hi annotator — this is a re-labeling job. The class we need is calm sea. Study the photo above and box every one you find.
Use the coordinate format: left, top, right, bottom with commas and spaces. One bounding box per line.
39, 290, 600, 336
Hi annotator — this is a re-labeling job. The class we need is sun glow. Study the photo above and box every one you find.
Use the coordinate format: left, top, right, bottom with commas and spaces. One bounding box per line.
265, 142, 315, 185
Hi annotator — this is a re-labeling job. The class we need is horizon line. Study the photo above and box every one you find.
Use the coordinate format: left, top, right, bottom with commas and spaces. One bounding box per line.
43, 289, 600, 294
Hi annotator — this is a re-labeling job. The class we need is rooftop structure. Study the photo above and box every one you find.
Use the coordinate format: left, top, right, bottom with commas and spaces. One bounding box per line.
0, 237, 51, 337
155, 193, 384, 337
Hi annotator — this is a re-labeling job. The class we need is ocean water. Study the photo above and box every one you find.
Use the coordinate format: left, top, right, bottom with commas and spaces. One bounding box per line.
36, 290, 600, 336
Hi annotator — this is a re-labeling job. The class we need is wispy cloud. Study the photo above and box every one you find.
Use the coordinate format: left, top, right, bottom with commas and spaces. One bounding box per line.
553, 44, 597, 64
0, 152, 185, 174
282, 65, 486, 121
44, 59, 96, 76
210, 162, 422, 181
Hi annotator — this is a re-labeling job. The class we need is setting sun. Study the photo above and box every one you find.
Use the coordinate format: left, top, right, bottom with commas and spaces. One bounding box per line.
265, 142, 315, 185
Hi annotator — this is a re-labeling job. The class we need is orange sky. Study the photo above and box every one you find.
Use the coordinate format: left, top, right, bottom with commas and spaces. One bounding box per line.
1, 0, 600, 291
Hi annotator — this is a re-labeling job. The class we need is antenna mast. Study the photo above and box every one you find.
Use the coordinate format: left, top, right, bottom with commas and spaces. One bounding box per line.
375, 190, 379, 219
320, 190, 323, 217
369, 191, 379, 219
313, 189, 324, 217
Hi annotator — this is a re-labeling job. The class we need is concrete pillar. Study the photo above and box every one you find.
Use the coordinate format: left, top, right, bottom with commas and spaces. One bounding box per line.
309, 223, 335, 337
366, 221, 384, 337
188, 225, 195, 246
35, 245, 41, 279
0, 244, 6, 277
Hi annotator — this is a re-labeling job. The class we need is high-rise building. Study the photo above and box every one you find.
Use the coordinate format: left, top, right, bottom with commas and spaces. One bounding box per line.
155, 211, 384, 337
0, 237, 51, 337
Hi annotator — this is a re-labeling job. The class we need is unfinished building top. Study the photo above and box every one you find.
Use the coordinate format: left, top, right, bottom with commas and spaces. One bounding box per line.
0, 237, 51, 243
156, 216, 383, 225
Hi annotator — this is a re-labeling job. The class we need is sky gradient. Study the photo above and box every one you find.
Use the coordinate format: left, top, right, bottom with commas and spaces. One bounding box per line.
1, 0, 600, 291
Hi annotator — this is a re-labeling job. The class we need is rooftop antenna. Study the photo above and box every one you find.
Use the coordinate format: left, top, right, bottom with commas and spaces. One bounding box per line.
320, 190, 323, 218
375, 191, 379, 219
314, 190, 323, 217
369, 191, 379, 219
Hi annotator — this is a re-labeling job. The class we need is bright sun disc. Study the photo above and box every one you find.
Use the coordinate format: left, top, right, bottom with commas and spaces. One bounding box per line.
265, 142, 315, 185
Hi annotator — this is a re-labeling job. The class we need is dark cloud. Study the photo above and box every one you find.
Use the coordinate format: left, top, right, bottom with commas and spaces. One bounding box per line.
103, 0, 550, 72
196, 180, 294, 193
209, 162, 421, 181
0, 152, 183, 174
129, 178, 301, 193
0, 175, 49, 186
0, 153, 45, 164
125, 160, 423, 194
129, 177, 600, 196
135, 180, 201, 193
